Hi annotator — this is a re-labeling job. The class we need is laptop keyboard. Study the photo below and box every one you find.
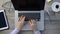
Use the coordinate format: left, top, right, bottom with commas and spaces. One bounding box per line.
18, 13, 40, 21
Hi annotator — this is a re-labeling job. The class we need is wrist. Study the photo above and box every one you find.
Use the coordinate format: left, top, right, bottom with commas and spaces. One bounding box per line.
16, 26, 22, 31
33, 29, 38, 32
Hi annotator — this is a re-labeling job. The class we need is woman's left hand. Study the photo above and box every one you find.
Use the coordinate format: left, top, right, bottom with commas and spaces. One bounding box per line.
16, 16, 26, 31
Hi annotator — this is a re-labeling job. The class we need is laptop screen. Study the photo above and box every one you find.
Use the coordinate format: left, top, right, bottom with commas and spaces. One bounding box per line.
11, 0, 45, 11
0, 12, 7, 28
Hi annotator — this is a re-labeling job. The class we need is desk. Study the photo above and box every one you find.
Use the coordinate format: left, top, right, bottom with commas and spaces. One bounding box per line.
0, 0, 60, 34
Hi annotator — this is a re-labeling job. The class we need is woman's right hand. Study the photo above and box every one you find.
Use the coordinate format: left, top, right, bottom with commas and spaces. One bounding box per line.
29, 19, 38, 32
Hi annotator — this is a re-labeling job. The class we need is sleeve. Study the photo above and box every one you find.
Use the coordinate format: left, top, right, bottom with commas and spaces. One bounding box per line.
10, 28, 19, 34
34, 31, 41, 34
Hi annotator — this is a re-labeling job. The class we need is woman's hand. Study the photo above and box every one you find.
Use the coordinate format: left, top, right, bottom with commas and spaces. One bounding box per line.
16, 16, 25, 31
29, 19, 38, 32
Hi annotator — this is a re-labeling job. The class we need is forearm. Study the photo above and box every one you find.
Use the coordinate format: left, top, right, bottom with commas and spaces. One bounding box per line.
10, 28, 19, 34
34, 31, 41, 34
10, 28, 41, 34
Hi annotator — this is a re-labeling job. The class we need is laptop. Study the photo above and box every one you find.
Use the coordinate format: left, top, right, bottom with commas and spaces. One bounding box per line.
15, 11, 44, 30
11, 0, 45, 30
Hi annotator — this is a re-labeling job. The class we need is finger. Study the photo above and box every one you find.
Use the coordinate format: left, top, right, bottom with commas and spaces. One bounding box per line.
18, 17, 21, 21
30, 19, 36, 24
30, 19, 34, 23
28, 21, 34, 26
29, 21, 35, 26
22, 16, 26, 21
20, 15, 25, 20
18, 15, 24, 21
29, 19, 33, 24
28, 21, 31, 25
32, 20, 35, 23
28, 19, 33, 25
